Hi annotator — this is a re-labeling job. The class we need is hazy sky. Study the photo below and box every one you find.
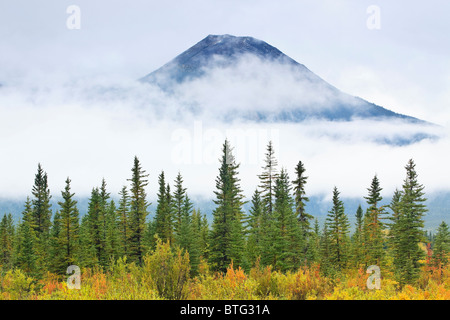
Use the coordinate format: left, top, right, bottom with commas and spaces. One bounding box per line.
0, 0, 449, 202
1, 0, 449, 123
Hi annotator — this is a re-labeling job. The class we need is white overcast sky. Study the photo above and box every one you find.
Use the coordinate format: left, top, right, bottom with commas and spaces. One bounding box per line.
1, 0, 449, 123
0, 0, 449, 201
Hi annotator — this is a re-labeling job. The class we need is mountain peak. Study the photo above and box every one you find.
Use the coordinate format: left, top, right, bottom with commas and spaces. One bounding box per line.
140, 34, 295, 85
139, 34, 433, 137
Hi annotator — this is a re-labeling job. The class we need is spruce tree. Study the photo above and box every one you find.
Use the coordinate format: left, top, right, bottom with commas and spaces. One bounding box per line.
31, 163, 52, 235
98, 179, 111, 266
246, 189, 264, 266
307, 218, 321, 264
351, 205, 364, 267
189, 208, 204, 276
57, 177, 80, 269
326, 187, 350, 271
0, 213, 15, 270
154, 171, 174, 243
117, 186, 130, 258
292, 160, 313, 264
272, 168, 301, 271
391, 159, 427, 286
127, 156, 150, 265
258, 141, 278, 217
172, 172, 187, 241
86, 187, 104, 267
31, 163, 52, 274
48, 211, 65, 274
209, 140, 246, 272
362, 175, 387, 267
433, 221, 450, 267
78, 214, 97, 268
105, 200, 120, 265
14, 198, 37, 274
176, 194, 194, 252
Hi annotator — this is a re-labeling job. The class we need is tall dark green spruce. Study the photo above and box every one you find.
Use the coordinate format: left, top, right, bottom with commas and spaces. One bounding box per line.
127, 156, 150, 265
172, 172, 187, 243
258, 141, 279, 268
433, 221, 450, 267
245, 189, 264, 266
190, 208, 209, 275
31, 164, 52, 235
391, 159, 427, 286
0, 213, 15, 270
105, 200, 120, 264
258, 141, 278, 217
117, 186, 130, 258
14, 198, 37, 274
78, 214, 97, 268
292, 160, 312, 264
31, 164, 52, 274
154, 171, 174, 244
325, 186, 350, 271
272, 168, 301, 271
362, 175, 388, 267
209, 140, 246, 272
85, 187, 104, 267
49, 211, 65, 274
307, 218, 321, 265
351, 205, 364, 267
57, 178, 80, 269
98, 179, 111, 266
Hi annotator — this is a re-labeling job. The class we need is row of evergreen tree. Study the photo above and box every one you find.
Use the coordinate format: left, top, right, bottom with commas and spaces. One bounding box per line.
0, 140, 449, 287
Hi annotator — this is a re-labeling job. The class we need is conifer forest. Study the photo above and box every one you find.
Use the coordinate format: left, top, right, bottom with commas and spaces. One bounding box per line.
0, 140, 449, 301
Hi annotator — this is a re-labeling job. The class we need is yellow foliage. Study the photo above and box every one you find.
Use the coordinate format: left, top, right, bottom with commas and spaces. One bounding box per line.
3, 257, 450, 300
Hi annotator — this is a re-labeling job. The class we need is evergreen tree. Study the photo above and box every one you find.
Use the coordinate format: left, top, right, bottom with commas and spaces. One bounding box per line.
245, 189, 264, 266
292, 160, 313, 264
0, 213, 15, 270
105, 200, 120, 265
78, 214, 97, 268
307, 218, 321, 264
391, 159, 427, 286
48, 211, 65, 274
31, 163, 52, 235
188, 209, 204, 276
258, 141, 278, 217
154, 171, 174, 243
176, 194, 194, 252
57, 177, 80, 269
209, 140, 246, 272
31, 163, 52, 274
433, 221, 450, 267
325, 187, 350, 271
172, 172, 187, 241
362, 175, 387, 267
98, 179, 111, 266
272, 168, 301, 271
320, 222, 332, 274
127, 156, 150, 265
117, 186, 130, 258
86, 187, 104, 267
351, 205, 364, 267
14, 198, 37, 274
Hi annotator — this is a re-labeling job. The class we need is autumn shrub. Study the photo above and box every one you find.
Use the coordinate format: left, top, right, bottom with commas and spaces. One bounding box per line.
142, 239, 191, 300
288, 265, 332, 299
0, 269, 36, 300
249, 262, 280, 298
